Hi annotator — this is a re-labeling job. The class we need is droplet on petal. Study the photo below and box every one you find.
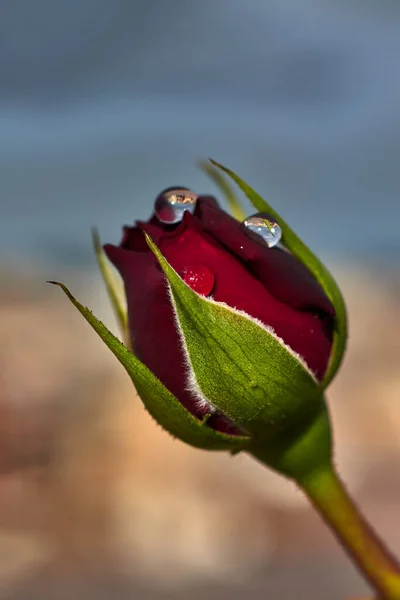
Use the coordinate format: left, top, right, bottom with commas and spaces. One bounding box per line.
180, 265, 215, 296
242, 213, 282, 248
155, 188, 197, 224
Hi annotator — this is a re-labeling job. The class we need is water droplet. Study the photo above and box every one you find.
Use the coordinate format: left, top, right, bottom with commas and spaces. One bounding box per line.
180, 265, 215, 296
155, 188, 197, 224
242, 214, 282, 248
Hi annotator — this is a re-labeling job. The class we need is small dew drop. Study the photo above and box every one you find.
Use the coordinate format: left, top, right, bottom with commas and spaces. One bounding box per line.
180, 265, 215, 296
155, 188, 197, 224
242, 213, 282, 248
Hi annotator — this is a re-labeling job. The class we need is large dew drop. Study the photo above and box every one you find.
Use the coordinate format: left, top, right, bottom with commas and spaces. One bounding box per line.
242, 214, 282, 248
154, 188, 197, 225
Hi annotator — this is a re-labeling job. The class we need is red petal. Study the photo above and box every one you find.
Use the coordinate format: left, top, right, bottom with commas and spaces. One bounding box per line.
195, 196, 335, 316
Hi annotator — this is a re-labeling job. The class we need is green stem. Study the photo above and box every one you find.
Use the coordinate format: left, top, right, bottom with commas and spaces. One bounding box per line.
299, 464, 400, 599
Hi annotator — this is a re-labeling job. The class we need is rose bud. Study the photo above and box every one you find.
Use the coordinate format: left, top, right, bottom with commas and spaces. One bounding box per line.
104, 189, 332, 421
50, 163, 347, 479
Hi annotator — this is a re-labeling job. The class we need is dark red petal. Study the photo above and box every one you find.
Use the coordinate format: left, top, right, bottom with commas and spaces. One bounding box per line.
120, 226, 150, 252
137, 215, 188, 245
120, 212, 188, 250
195, 196, 335, 316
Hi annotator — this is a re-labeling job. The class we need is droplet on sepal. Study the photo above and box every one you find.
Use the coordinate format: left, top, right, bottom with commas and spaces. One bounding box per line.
155, 188, 197, 224
242, 213, 282, 248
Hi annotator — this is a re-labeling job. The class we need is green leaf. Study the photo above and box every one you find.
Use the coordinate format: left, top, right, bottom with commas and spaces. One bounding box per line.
92, 228, 129, 346
198, 159, 246, 221
145, 236, 322, 439
209, 159, 347, 390
47, 281, 249, 452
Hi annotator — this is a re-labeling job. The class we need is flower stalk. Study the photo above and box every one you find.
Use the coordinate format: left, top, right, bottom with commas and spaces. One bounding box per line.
299, 464, 400, 599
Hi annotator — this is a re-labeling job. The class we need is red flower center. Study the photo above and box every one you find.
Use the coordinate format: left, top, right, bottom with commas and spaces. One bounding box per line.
180, 265, 215, 296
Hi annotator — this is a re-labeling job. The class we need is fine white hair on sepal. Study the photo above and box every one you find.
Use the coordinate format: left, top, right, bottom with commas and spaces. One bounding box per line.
161, 260, 318, 402
203, 297, 318, 383
186, 367, 216, 413
164, 281, 217, 414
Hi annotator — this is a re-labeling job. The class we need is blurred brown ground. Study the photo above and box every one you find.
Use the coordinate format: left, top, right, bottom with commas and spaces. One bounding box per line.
0, 264, 399, 600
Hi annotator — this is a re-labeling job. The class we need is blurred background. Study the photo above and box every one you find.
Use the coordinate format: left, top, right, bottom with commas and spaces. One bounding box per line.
0, 1, 400, 598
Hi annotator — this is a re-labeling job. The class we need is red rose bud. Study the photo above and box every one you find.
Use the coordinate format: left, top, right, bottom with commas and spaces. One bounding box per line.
50, 163, 347, 478
104, 189, 335, 439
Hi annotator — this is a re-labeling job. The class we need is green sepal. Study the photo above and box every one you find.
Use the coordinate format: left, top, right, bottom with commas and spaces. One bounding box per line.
208, 160, 348, 390
249, 400, 332, 480
92, 228, 129, 346
47, 281, 250, 452
145, 236, 322, 440
198, 159, 246, 221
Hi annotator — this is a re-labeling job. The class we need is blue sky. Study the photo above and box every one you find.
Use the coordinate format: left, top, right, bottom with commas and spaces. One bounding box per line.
1, 1, 399, 266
